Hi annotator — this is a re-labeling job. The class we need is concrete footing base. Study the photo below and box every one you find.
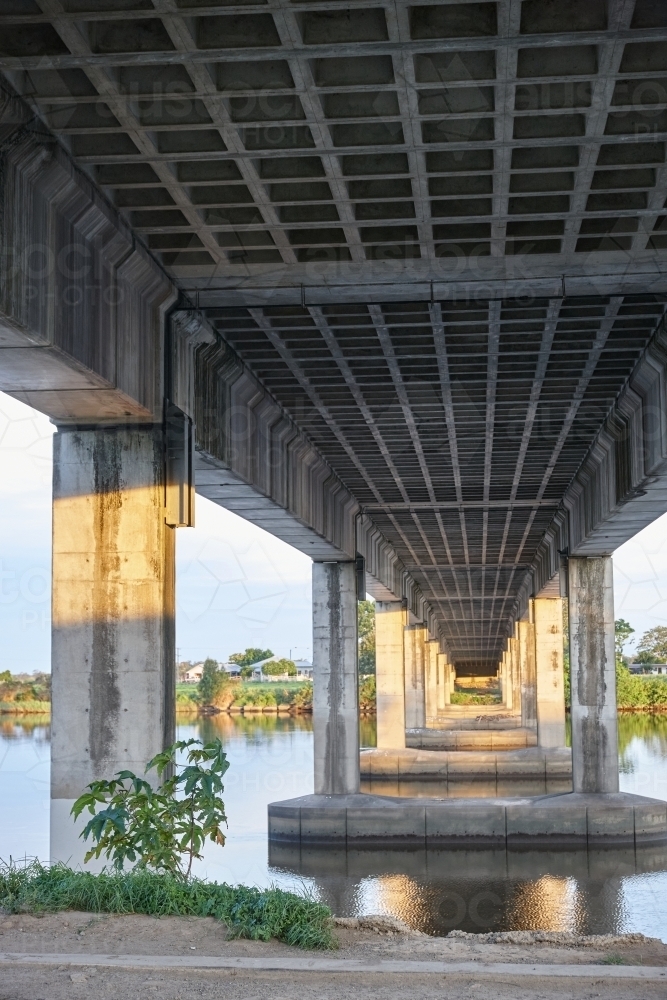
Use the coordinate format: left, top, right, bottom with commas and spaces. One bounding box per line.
361, 747, 570, 781
268, 791, 667, 847
407, 728, 538, 750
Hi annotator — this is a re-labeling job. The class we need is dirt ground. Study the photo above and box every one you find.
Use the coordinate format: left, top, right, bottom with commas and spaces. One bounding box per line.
1, 912, 666, 1000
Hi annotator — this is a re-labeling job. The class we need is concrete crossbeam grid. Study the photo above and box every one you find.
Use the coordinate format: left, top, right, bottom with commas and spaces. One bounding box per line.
4, 1, 667, 285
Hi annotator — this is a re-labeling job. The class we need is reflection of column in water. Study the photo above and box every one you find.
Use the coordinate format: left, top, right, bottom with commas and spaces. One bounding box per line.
372, 873, 433, 932
578, 878, 625, 935
505, 875, 582, 932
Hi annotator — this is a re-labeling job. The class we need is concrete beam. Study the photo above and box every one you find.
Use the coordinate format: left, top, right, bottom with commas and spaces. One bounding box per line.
0, 92, 174, 424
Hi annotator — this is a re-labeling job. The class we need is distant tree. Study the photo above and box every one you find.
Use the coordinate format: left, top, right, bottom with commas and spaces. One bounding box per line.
228, 647, 274, 668
262, 658, 297, 677
198, 658, 231, 709
177, 660, 192, 683
358, 599, 376, 675
239, 665, 254, 680
637, 626, 667, 663
615, 619, 635, 659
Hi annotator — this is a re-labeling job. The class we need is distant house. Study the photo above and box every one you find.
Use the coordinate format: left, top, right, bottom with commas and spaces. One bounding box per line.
628, 662, 667, 675
245, 657, 313, 681
182, 662, 204, 682
294, 659, 313, 680
221, 662, 241, 678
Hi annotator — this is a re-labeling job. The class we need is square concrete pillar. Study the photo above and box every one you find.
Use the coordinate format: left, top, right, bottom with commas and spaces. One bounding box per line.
312, 561, 359, 794
51, 426, 176, 861
375, 600, 406, 750
511, 636, 522, 715
438, 653, 450, 709
568, 556, 619, 794
534, 597, 566, 748
450, 664, 456, 695
425, 639, 439, 724
502, 650, 513, 710
518, 614, 537, 731
404, 624, 427, 729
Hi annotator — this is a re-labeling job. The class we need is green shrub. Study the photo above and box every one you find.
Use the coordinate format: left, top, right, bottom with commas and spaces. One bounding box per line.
262, 658, 297, 677
450, 691, 500, 705
0, 861, 335, 949
198, 659, 232, 709
359, 674, 376, 712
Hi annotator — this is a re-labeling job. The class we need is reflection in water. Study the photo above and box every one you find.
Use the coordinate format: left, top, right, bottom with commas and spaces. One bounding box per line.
507, 876, 580, 932
270, 843, 666, 936
2, 711, 667, 939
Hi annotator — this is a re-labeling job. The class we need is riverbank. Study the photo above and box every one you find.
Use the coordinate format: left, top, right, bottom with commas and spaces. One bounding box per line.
1, 910, 666, 1000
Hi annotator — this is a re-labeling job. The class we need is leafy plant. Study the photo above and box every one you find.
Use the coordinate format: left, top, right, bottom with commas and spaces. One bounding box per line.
71, 739, 229, 877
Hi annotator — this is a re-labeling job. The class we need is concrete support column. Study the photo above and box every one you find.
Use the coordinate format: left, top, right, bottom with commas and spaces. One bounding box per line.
568, 556, 619, 794
438, 654, 450, 709
51, 426, 175, 860
404, 624, 427, 729
312, 561, 359, 794
534, 597, 566, 748
450, 664, 456, 695
425, 639, 439, 724
375, 601, 406, 750
502, 651, 513, 710
519, 612, 537, 731
510, 634, 521, 714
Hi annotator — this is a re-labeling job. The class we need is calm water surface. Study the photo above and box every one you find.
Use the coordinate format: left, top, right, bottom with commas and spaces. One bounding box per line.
1, 713, 667, 939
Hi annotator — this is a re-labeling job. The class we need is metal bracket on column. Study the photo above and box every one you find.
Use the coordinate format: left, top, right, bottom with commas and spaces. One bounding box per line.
165, 401, 195, 527
355, 553, 366, 601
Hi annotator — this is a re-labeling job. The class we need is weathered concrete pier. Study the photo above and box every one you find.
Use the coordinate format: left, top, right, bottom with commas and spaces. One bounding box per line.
2, 0, 667, 854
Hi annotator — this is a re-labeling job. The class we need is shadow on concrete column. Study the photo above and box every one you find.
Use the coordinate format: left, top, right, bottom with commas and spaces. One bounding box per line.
425, 639, 439, 724
534, 597, 566, 748
404, 624, 426, 729
51, 425, 175, 865
312, 561, 359, 794
519, 614, 537, 732
375, 601, 406, 749
568, 556, 619, 794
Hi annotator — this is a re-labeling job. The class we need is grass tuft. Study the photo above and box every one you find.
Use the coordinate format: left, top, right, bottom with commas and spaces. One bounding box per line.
0, 860, 335, 950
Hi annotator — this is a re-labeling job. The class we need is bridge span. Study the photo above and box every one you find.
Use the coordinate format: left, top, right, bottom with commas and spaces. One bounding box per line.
2, 0, 667, 846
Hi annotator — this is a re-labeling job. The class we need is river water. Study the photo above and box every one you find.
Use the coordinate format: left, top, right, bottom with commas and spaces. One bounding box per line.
1, 713, 667, 939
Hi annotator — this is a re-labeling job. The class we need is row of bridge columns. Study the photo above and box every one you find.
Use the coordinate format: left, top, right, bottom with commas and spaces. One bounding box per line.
50, 426, 621, 837
374, 597, 567, 751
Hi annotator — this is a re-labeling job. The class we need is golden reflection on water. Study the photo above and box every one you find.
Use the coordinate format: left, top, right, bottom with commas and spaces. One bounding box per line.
0, 715, 50, 739
373, 874, 438, 931
369, 872, 584, 934
506, 875, 582, 932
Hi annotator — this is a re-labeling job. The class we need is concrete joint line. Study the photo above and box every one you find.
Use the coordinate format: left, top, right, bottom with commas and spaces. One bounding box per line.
0, 954, 666, 979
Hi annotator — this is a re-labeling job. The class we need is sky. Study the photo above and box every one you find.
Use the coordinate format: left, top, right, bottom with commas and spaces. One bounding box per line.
0, 390, 665, 673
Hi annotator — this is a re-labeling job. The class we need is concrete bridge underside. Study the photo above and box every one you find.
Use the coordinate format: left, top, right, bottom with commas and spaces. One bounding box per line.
2, 0, 667, 846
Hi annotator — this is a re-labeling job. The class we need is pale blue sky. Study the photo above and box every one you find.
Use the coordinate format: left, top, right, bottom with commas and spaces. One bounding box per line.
0, 390, 664, 673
